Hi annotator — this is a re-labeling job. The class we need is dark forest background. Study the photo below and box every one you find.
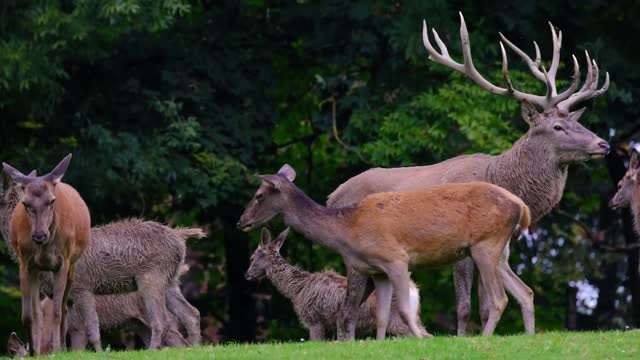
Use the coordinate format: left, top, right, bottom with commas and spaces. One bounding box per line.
0, 0, 639, 351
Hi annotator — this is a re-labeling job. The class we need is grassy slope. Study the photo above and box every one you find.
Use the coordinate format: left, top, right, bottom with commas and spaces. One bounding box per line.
20, 331, 640, 360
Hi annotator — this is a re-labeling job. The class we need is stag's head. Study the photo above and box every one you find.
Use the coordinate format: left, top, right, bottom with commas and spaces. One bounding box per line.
610, 151, 639, 210
237, 164, 297, 232
2, 154, 72, 245
245, 227, 288, 281
422, 13, 610, 164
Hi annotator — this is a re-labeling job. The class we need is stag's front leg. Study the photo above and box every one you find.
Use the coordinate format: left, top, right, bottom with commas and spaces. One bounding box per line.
50, 259, 71, 352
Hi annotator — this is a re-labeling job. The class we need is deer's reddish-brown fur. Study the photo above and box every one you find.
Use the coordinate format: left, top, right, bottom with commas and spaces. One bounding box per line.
3, 154, 91, 355
238, 165, 531, 338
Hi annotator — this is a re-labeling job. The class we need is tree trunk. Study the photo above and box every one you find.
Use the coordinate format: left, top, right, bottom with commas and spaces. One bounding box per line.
222, 212, 257, 342
565, 284, 578, 330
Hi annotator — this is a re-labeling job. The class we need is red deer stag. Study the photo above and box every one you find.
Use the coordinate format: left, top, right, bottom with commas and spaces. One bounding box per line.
3, 154, 91, 355
327, 12, 610, 339
238, 164, 531, 338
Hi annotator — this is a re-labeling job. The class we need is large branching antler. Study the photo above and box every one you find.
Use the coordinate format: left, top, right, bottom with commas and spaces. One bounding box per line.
422, 12, 608, 111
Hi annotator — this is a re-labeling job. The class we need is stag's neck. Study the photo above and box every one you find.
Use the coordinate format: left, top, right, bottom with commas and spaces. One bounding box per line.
281, 187, 353, 257
265, 254, 311, 301
490, 133, 568, 222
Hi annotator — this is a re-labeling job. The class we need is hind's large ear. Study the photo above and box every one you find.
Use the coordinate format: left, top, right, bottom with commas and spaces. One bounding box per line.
259, 227, 271, 248
44, 154, 72, 185
7, 332, 27, 357
2, 162, 30, 187
277, 164, 296, 182
272, 227, 290, 252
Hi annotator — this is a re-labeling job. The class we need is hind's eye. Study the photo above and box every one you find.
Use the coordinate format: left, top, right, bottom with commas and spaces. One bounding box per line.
553, 125, 563, 131
256, 193, 264, 202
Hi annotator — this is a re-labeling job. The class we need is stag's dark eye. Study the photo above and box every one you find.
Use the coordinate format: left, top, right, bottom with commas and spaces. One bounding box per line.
553, 125, 563, 131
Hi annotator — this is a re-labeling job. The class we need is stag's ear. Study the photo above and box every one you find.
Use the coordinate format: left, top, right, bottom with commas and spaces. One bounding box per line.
44, 154, 72, 185
277, 164, 296, 182
520, 101, 542, 126
568, 108, 586, 122
630, 150, 640, 170
272, 227, 289, 252
27, 170, 37, 177
259, 227, 271, 247
7, 332, 27, 357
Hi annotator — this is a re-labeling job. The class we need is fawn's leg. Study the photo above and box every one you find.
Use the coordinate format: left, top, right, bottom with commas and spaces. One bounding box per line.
309, 324, 326, 341
74, 292, 102, 351
337, 264, 371, 341
139, 273, 169, 349
453, 257, 474, 336
499, 248, 535, 334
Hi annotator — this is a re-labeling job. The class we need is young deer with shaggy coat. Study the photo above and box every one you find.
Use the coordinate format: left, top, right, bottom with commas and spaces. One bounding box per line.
610, 151, 640, 237
238, 165, 531, 338
7, 265, 194, 356
246, 228, 427, 340
0, 172, 203, 352
327, 13, 610, 339
3, 154, 91, 355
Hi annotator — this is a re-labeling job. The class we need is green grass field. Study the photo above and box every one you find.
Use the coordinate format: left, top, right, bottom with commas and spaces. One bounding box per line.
19, 331, 639, 360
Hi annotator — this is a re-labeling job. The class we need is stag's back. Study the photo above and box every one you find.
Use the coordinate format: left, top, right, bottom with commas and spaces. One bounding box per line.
327, 154, 492, 208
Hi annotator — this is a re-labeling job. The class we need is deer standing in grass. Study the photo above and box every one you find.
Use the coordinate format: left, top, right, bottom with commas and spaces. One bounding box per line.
3, 154, 91, 355
238, 164, 531, 338
246, 227, 427, 340
327, 13, 610, 339
610, 151, 640, 238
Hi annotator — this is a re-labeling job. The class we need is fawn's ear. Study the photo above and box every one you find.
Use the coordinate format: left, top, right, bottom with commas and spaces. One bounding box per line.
7, 332, 28, 357
259, 227, 271, 248
272, 227, 290, 252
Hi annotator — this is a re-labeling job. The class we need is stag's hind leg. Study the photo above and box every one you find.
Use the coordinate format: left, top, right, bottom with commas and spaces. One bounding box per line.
470, 243, 508, 336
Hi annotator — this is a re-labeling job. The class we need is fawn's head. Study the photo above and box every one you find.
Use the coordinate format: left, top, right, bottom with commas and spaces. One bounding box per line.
237, 164, 297, 232
610, 151, 639, 210
2, 154, 72, 245
245, 227, 289, 281
7, 332, 28, 358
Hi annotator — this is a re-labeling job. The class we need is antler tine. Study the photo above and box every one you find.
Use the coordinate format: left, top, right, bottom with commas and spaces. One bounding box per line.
541, 66, 553, 101
432, 29, 449, 57
552, 54, 581, 105
547, 22, 561, 96
557, 50, 608, 111
422, 20, 464, 72
499, 41, 514, 93
499, 32, 546, 82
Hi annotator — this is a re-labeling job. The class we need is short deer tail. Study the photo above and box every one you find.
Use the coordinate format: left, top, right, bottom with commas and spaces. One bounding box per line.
171, 227, 207, 241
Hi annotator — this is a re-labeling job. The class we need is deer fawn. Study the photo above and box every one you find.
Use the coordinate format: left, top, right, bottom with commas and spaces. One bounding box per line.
238, 164, 531, 338
246, 228, 427, 340
327, 13, 610, 338
3, 154, 91, 355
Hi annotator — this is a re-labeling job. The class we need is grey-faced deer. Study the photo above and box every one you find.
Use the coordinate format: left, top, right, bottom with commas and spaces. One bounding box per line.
327, 13, 610, 338
610, 150, 640, 236
0, 171, 202, 352
246, 228, 427, 340
238, 165, 531, 338
3, 154, 91, 355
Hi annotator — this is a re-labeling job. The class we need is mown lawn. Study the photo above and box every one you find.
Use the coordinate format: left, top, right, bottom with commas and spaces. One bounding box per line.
15, 331, 640, 360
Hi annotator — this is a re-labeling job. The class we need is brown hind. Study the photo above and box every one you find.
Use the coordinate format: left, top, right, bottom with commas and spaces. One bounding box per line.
3, 154, 91, 355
